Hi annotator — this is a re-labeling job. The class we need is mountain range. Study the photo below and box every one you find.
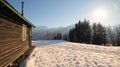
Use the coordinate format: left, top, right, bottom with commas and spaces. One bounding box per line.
32, 25, 75, 40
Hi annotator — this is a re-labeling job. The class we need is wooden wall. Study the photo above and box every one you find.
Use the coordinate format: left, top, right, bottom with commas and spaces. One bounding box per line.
0, 17, 30, 67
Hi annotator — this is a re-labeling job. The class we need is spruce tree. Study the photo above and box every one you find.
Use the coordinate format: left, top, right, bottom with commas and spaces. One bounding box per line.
92, 23, 107, 45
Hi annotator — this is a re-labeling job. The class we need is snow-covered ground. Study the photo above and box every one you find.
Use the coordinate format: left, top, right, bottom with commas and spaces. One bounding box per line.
21, 40, 120, 67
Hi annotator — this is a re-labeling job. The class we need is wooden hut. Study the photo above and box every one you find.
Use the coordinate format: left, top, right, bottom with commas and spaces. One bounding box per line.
0, 0, 35, 67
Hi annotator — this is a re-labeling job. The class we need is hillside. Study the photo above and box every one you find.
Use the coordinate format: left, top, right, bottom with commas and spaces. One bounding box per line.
21, 40, 120, 67
32, 25, 74, 40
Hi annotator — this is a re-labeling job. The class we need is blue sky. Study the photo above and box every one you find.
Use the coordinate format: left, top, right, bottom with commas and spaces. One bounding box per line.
7, 0, 120, 28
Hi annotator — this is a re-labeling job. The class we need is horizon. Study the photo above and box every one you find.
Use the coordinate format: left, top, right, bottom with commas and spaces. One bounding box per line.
7, 0, 120, 28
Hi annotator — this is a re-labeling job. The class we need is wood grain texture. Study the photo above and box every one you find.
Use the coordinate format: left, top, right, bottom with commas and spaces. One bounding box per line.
0, 17, 30, 67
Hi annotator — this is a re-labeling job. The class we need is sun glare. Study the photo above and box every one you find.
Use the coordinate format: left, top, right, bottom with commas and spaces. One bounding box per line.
94, 8, 108, 19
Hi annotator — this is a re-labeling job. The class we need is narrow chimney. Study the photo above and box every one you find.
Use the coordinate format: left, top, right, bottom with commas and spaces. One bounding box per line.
21, 2, 24, 16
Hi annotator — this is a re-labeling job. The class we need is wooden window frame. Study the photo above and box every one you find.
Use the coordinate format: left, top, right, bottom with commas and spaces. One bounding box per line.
22, 24, 27, 41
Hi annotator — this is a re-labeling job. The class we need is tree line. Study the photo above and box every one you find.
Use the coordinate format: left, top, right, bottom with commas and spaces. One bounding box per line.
68, 19, 107, 45
49, 19, 120, 46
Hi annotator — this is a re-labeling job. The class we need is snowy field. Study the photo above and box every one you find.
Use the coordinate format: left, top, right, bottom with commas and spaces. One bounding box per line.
21, 40, 120, 67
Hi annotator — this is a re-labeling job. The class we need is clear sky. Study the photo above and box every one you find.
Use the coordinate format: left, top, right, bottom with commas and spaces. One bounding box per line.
7, 0, 120, 28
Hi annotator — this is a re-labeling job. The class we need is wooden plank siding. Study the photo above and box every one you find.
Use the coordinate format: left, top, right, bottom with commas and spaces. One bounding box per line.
0, 17, 30, 67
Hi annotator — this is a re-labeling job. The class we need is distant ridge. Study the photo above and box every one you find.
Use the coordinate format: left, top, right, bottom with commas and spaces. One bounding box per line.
32, 25, 75, 40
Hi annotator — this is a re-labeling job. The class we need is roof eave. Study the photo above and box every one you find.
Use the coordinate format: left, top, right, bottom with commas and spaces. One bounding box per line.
0, 0, 35, 27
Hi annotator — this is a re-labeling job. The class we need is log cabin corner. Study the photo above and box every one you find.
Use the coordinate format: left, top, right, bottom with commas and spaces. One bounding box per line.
0, 0, 35, 67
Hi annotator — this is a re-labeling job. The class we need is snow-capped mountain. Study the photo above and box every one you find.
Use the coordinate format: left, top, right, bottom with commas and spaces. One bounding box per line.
32, 25, 75, 40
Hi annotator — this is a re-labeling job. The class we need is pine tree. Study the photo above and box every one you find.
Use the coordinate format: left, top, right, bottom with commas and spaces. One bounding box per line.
68, 19, 92, 43
82, 19, 91, 43
53, 32, 62, 40
115, 25, 120, 46
92, 23, 97, 44
68, 28, 75, 42
92, 23, 107, 45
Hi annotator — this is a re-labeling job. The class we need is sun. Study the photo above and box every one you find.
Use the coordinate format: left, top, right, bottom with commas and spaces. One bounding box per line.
94, 8, 108, 19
